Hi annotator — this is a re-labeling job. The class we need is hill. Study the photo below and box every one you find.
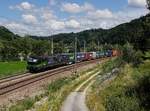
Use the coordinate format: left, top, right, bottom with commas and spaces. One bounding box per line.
30, 14, 150, 50
0, 14, 150, 60
0, 26, 19, 40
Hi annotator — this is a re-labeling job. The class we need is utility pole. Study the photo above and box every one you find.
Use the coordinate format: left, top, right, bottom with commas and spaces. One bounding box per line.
98, 40, 100, 51
51, 37, 54, 56
48, 37, 51, 55
74, 36, 77, 74
83, 40, 86, 53
75, 36, 77, 63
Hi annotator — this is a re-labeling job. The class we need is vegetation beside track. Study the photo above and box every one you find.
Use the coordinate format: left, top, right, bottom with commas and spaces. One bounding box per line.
4, 61, 104, 111
3, 76, 78, 111
86, 56, 150, 111
36, 65, 101, 111
0, 61, 27, 78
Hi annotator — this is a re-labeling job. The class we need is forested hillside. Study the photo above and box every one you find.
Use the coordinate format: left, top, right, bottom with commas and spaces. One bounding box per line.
0, 14, 150, 61
31, 14, 150, 51
0, 26, 19, 40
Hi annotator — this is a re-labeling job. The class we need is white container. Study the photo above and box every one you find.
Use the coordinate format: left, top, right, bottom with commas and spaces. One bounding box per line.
90, 52, 97, 59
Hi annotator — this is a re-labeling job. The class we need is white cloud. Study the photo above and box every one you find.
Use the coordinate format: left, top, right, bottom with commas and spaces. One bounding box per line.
4, 1, 149, 36
128, 0, 146, 8
77, 7, 148, 30
4, 22, 30, 36
42, 11, 56, 20
65, 19, 80, 29
6, 22, 24, 30
62, 3, 82, 13
45, 20, 65, 30
87, 9, 114, 19
82, 3, 95, 12
20, 2, 34, 10
62, 2, 94, 13
22, 14, 37, 24
10, 2, 34, 10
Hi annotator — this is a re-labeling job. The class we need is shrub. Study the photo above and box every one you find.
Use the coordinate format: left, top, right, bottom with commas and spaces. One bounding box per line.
9, 98, 34, 111
136, 74, 150, 110
105, 95, 140, 111
122, 43, 143, 67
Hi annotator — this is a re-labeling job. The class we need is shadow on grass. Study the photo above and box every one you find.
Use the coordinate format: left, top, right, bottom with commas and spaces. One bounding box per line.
135, 74, 150, 110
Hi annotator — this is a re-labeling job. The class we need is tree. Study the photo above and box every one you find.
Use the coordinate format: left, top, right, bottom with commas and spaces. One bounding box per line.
122, 43, 143, 67
0, 41, 3, 49
147, 0, 150, 10
0, 41, 4, 60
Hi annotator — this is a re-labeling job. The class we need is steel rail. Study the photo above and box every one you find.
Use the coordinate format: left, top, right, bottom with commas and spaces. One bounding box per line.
0, 59, 101, 95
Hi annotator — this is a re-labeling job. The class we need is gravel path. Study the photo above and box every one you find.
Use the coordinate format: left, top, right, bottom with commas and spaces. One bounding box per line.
61, 71, 100, 111
61, 92, 89, 111
61, 68, 120, 111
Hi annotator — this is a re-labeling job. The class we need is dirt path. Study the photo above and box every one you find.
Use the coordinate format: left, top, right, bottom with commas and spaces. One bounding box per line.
61, 71, 100, 111
61, 68, 120, 111
61, 92, 89, 111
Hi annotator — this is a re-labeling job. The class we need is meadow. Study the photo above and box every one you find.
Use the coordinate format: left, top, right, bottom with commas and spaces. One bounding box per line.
0, 61, 27, 78
86, 59, 150, 111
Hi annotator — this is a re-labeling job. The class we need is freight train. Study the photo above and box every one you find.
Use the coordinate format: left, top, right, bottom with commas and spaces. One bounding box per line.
27, 50, 120, 72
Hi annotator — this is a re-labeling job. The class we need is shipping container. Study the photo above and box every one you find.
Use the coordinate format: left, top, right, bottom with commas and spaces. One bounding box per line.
84, 52, 93, 60
105, 50, 112, 57
90, 52, 97, 59
112, 50, 120, 56
96, 51, 105, 58
76, 52, 85, 62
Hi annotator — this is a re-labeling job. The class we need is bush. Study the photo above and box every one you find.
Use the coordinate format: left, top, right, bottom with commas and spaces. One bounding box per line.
105, 95, 140, 111
9, 98, 34, 111
136, 74, 150, 110
122, 43, 143, 67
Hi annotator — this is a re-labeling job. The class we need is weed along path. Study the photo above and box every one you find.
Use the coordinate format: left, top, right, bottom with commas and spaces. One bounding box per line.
61, 71, 101, 111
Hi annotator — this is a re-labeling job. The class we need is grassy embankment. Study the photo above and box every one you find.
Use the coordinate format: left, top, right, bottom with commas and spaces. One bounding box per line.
86, 58, 150, 111
78, 57, 121, 92
35, 64, 101, 111
5, 60, 105, 111
0, 61, 27, 78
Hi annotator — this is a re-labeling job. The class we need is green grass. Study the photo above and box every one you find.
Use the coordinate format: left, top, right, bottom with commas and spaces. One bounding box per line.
9, 98, 34, 111
0, 61, 27, 78
6, 59, 109, 111
86, 58, 150, 111
86, 58, 123, 111
144, 51, 150, 58
36, 63, 104, 111
6, 63, 101, 111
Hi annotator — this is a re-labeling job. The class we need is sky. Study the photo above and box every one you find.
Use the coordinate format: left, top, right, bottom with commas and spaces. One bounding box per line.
0, 0, 149, 36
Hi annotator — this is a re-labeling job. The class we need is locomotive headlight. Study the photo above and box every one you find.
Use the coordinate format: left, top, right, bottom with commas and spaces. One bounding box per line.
33, 59, 37, 62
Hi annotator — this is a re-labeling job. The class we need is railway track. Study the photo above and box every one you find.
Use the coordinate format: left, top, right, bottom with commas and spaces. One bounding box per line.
0, 59, 98, 85
0, 59, 102, 95
0, 73, 31, 84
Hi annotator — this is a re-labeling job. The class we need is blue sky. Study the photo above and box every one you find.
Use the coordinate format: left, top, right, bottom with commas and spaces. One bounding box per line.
0, 0, 127, 19
0, 0, 148, 36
